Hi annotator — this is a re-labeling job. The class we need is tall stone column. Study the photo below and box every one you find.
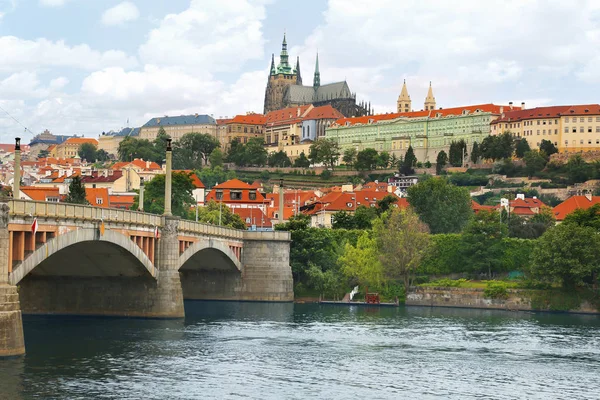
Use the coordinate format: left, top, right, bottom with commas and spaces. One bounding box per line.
0, 203, 25, 356
138, 178, 145, 211
152, 215, 184, 318
13, 138, 21, 200
164, 139, 173, 216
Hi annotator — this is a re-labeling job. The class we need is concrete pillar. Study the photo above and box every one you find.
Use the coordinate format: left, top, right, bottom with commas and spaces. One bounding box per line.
0, 203, 25, 356
278, 179, 284, 224
164, 139, 173, 216
153, 215, 184, 317
13, 138, 21, 200
139, 178, 145, 211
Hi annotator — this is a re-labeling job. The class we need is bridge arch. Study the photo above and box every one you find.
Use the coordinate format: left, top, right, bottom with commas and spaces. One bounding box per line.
178, 239, 242, 272
9, 228, 157, 286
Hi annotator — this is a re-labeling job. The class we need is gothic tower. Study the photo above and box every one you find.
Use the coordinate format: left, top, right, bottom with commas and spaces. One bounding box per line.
263, 33, 300, 114
424, 81, 436, 111
313, 53, 320, 88
397, 79, 411, 113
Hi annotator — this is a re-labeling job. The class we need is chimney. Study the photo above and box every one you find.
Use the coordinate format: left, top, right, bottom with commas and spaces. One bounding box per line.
500, 106, 503, 114
509, 101, 513, 110
297, 107, 300, 117
516, 193, 525, 200
146, 160, 150, 169
521, 102, 526, 110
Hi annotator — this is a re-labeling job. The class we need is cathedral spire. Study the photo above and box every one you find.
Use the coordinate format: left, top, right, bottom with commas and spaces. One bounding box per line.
280, 32, 289, 67
397, 79, 412, 113
313, 53, 320, 88
269, 53, 276, 75
296, 56, 302, 84
424, 81, 436, 111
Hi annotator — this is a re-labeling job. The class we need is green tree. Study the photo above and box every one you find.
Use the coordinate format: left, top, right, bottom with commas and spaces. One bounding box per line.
523, 150, 547, 178
436, 150, 448, 175
294, 152, 311, 168
136, 172, 195, 218
530, 223, 600, 289
448, 140, 467, 167
267, 150, 292, 167
196, 166, 236, 189
373, 207, 430, 289
377, 151, 390, 169
480, 132, 514, 161
461, 210, 508, 278
515, 138, 531, 158
194, 200, 246, 229
309, 138, 341, 170
38, 149, 50, 159
566, 155, 592, 184
65, 176, 89, 204
354, 205, 378, 229
339, 232, 384, 288
470, 142, 481, 164
78, 142, 98, 162
152, 127, 170, 163
562, 203, 600, 231
356, 148, 379, 170
245, 137, 268, 166
342, 148, 357, 170
226, 138, 246, 166
96, 149, 110, 162
376, 194, 399, 215
173, 133, 220, 169
209, 148, 224, 168
332, 210, 356, 229
407, 177, 473, 234
400, 146, 417, 175
118, 137, 156, 162
539, 139, 558, 157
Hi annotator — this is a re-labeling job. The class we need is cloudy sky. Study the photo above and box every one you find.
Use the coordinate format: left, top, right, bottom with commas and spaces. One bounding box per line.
1, 0, 599, 142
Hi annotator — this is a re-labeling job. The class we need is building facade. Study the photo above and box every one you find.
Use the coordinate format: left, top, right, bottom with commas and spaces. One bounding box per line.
98, 127, 140, 157
263, 34, 370, 118
490, 104, 600, 153
56, 137, 98, 159
326, 104, 505, 162
224, 114, 266, 145
139, 114, 217, 142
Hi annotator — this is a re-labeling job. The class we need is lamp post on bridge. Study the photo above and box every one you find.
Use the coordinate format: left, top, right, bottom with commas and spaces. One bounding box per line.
13, 137, 21, 200
164, 138, 173, 216
139, 177, 145, 212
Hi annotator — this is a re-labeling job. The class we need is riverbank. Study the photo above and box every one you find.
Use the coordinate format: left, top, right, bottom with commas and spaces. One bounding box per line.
406, 286, 600, 314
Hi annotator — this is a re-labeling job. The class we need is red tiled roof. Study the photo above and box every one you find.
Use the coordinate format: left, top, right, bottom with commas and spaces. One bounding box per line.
228, 114, 266, 125
81, 170, 123, 183
112, 158, 161, 171
553, 195, 600, 221
304, 191, 404, 215
109, 194, 135, 209
173, 170, 205, 188
491, 104, 600, 125
265, 105, 312, 126
231, 207, 272, 228
64, 137, 98, 145
216, 118, 233, 125
212, 179, 255, 190
20, 186, 60, 201
304, 105, 344, 120
85, 187, 110, 208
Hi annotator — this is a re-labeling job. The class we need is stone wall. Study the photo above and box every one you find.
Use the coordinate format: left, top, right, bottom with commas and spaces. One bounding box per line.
406, 287, 599, 314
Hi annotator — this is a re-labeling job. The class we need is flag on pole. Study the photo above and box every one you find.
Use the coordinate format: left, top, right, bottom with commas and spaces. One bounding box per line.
31, 217, 38, 236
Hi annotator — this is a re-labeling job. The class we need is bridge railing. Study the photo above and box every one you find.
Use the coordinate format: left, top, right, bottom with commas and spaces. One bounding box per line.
177, 219, 245, 240
7, 199, 163, 227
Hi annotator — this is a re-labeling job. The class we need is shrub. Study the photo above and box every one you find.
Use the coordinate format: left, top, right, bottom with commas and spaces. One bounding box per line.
483, 281, 509, 299
320, 169, 333, 180
424, 161, 432, 169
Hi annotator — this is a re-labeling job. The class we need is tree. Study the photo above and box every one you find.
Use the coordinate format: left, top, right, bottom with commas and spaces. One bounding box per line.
196, 166, 236, 189
436, 150, 448, 175
245, 138, 268, 166
309, 138, 341, 170
449, 140, 467, 167
356, 148, 379, 170
267, 150, 292, 167
354, 205, 378, 229
78, 143, 98, 162
342, 148, 357, 170
539, 139, 558, 157
562, 203, 600, 231
461, 210, 507, 278
173, 133, 220, 169
373, 208, 430, 289
566, 155, 592, 184
209, 148, 224, 168
226, 138, 246, 166
118, 137, 156, 162
480, 132, 514, 161
136, 172, 195, 218
407, 177, 473, 234
530, 223, 600, 289
152, 128, 170, 163
377, 151, 390, 169
376, 194, 399, 215
38, 149, 50, 159
294, 152, 311, 168
515, 138, 531, 158
390, 154, 398, 170
470, 142, 480, 164
65, 176, 89, 205
194, 200, 246, 229
523, 150, 547, 178
332, 210, 356, 229
96, 149, 110, 162
400, 146, 417, 175
339, 232, 384, 288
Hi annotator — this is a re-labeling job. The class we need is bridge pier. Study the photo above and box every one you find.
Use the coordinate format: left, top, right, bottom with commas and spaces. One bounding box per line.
153, 216, 185, 318
0, 204, 25, 357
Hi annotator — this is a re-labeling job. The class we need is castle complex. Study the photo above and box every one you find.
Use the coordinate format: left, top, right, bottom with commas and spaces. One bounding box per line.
263, 34, 370, 118
397, 80, 437, 113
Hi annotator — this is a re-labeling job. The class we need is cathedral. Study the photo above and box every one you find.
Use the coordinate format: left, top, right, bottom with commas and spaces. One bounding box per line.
397, 80, 437, 113
263, 34, 370, 118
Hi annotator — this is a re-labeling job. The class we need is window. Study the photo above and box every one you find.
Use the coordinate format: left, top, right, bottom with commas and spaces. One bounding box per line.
543, 120, 546, 125
216, 191, 223, 200
573, 128, 577, 133
580, 117, 585, 122
555, 129, 558, 134
249, 191, 257, 200
250, 127, 254, 133
580, 127, 584, 133
96, 198, 103, 205
588, 127, 593, 133
589, 117, 593, 122
565, 140, 569, 145
580, 140, 584, 145
243, 137, 248, 144
537, 130, 540, 135
543, 129, 546, 135
589, 140, 592, 144
596, 116, 600, 122
597, 139, 600, 144
565, 117, 569, 123
231, 191, 242, 200
244, 127, 247, 133
537, 121, 540, 125
596, 127, 600, 133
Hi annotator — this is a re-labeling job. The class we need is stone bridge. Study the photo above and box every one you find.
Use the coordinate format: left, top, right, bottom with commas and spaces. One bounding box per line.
0, 200, 293, 357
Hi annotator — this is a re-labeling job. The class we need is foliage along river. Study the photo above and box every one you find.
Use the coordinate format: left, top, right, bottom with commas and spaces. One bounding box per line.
1, 301, 600, 399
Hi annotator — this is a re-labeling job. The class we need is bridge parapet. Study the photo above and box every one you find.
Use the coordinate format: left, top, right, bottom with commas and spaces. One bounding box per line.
177, 219, 244, 240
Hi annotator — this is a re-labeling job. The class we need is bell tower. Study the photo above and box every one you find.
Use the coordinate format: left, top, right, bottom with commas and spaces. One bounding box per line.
424, 81, 436, 111
397, 79, 411, 113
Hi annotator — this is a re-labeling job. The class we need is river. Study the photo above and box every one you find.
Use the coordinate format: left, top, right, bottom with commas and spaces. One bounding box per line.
1, 302, 600, 399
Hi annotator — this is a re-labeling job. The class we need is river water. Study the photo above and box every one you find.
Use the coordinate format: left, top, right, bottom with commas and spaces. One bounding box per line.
1, 302, 600, 399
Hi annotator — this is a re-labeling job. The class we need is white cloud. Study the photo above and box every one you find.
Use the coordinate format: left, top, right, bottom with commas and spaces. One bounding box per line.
0, 36, 137, 72
101, 1, 140, 26
139, 0, 269, 73
39, 0, 67, 7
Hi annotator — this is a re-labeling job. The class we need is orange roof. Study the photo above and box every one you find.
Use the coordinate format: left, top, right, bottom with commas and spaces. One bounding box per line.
228, 114, 266, 125
491, 104, 600, 125
266, 206, 296, 221
304, 105, 344, 120
216, 118, 233, 125
335, 103, 505, 127
363, 181, 389, 191
212, 179, 255, 190
266, 190, 319, 207
112, 158, 161, 171
303, 191, 404, 215
85, 188, 110, 208
471, 200, 496, 214
173, 170, 205, 188
20, 186, 60, 201
231, 207, 272, 228
109, 194, 135, 209
64, 137, 98, 145
265, 105, 312, 126
553, 195, 600, 221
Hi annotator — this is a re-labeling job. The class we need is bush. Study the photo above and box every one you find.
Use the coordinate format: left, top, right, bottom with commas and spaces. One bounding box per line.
483, 281, 509, 299
448, 173, 489, 187
538, 182, 567, 189
320, 169, 333, 180
426, 278, 468, 287
424, 161, 432, 169
259, 170, 271, 182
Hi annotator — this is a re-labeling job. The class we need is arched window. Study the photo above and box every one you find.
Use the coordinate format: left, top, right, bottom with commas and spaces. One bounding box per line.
307, 125, 310, 137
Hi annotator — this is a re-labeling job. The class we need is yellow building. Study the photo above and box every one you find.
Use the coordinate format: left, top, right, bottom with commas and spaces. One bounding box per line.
55, 137, 98, 159
139, 114, 217, 142
224, 114, 266, 145
490, 104, 600, 152
98, 128, 140, 157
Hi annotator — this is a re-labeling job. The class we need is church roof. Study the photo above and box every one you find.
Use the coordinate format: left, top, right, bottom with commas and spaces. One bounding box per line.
304, 105, 344, 120
142, 114, 216, 127
314, 81, 352, 102
284, 85, 315, 104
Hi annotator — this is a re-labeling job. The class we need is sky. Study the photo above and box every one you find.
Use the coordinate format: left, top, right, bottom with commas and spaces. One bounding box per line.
1, 0, 600, 143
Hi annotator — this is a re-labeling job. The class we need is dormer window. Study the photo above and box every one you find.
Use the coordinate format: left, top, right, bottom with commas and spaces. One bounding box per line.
346, 202, 353, 207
